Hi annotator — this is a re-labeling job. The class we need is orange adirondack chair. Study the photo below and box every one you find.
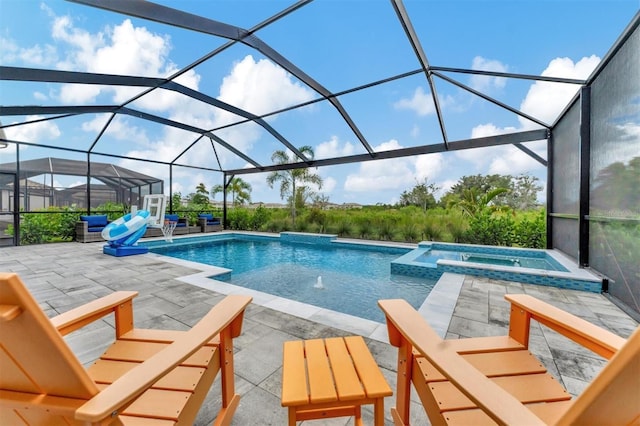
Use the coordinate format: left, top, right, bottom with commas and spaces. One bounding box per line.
379, 294, 640, 425
0, 272, 252, 425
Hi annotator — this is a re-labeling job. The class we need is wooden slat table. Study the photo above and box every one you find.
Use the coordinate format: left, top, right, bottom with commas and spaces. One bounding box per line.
281, 336, 392, 426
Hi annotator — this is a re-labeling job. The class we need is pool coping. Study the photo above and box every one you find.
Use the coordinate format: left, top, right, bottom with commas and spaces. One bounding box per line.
141, 231, 463, 342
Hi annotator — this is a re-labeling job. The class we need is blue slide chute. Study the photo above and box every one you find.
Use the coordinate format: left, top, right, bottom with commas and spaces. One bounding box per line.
102, 210, 150, 257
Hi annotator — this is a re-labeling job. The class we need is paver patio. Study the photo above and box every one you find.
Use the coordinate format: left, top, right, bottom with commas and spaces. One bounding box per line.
1, 239, 636, 425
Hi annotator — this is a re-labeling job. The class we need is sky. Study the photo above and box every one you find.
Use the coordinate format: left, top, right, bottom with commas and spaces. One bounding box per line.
1, 0, 639, 206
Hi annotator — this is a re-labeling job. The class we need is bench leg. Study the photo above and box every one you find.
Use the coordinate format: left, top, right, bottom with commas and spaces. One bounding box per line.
374, 397, 385, 426
354, 405, 363, 426
288, 407, 297, 426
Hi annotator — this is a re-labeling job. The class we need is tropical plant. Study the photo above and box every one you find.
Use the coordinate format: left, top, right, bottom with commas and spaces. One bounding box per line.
211, 177, 252, 206
188, 183, 210, 205
443, 173, 543, 210
170, 192, 183, 213
266, 146, 323, 224
450, 187, 510, 218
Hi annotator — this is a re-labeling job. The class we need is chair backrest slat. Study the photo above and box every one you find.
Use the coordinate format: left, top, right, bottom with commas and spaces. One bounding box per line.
557, 326, 640, 426
0, 273, 98, 399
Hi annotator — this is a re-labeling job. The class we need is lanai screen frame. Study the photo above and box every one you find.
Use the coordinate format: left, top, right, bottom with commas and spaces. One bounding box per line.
1, 2, 638, 313
1, 0, 577, 209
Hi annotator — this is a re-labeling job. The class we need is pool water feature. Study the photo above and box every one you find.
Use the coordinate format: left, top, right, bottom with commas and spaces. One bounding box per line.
392, 242, 602, 292
415, 249, 566, 271
146, 234, 435, 323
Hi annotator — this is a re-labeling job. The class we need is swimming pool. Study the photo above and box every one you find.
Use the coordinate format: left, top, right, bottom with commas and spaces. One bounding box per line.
146, 234, 435, 322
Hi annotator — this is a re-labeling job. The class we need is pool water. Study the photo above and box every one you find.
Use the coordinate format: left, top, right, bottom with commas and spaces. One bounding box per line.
149, 238, 435, 322
416, 249, 567, 271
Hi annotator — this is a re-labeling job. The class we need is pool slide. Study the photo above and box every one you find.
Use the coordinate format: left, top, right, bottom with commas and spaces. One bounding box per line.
102, 210, 151, 257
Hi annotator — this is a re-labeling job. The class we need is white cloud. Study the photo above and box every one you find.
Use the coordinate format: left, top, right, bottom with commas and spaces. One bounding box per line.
0, 36, 19, 63
394, 86, 454, 117
470, 56, 508, 91
59, 84, 102, 104
393, 86, 435, 116
315, 136, 355, 159
51, 14, 198, 110
414, 153, 445, 182
218, 55, 314, 118
119, 54, 315, 173
487, 141, 547, 175
3, 116, 61, 142
345, 139, 445, 193
617, 122, 640, 141
454, 123, 516, 169
519, 55, 600, 128
320, 176, 337, 194
456, 55, 601, 176
20, 44, 58, 66
0, 35, 57, 66
81, 115, 151, 147
33, 92, 48, 101
435, 178, 457, 199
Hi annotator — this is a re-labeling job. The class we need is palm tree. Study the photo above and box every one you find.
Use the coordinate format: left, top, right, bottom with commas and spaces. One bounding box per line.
211, 177, 252, 206
452, 187, 510, 218
266, 146, 323, 224
190, 182, 210, 205
228, 177, 251, 206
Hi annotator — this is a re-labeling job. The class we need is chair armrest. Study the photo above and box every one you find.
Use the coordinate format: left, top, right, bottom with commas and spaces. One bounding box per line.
50, 291, 138, 336
505, 294, 625, 359
75, 221, 88, 233
197, 217, 206, 226
178, 217, 188, 225
75, 294, 252, 424
378, 299, 546, 426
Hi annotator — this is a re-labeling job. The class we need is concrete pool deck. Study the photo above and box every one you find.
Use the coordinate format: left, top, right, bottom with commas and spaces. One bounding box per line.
1, 238, 637, 425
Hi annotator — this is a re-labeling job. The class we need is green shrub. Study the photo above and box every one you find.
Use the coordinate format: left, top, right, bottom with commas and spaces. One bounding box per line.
17, 206, 81, 244
250, 205, 271, 231
401, 223, 419, 242
306, 208, 327, 228
462, 212, 515, 246
294, 218, 311, 232
265, 217, 292, 232
335, 220, 353, 237
445, 212, 469, 243
377, 220, 395, 241
227, 208, 251, 230
422, 216, 444, 241
19, 213, 48, 244
514, 209, 546, 248
353, 216, 373, 239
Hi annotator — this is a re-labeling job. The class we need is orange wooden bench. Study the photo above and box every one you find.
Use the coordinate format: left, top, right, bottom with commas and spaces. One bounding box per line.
0, 272, 252, 425
281, 336, 392, 425
379, 294, 640, 425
